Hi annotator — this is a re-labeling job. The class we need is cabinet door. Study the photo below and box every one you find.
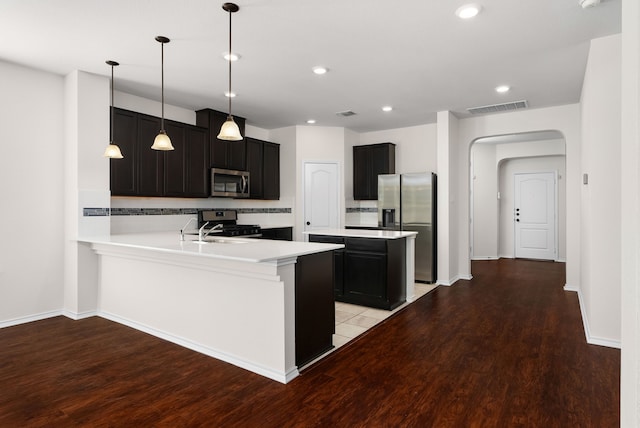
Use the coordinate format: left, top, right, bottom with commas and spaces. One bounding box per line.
353, 145, 371, 200
370, 144, 394, 200
334, 250, 345, 298
110, 108, 138, 195
295, 251, 335, 366
163, 120, 186, 196
353, 143, 395, 200
196, 109, 246, 170
344, 251, 387, 305
226, 115, 246, 171
245, 137, 263, 198
137, 114, 163, 196
263, 142, 280, 200
185, 126, 209, 197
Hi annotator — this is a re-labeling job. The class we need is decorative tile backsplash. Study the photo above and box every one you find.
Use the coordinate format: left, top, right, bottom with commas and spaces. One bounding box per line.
83, 207, 292, 217
346, 207, 377, 213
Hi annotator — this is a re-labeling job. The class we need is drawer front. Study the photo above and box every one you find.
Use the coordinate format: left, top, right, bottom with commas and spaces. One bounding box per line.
345, 237, 387, 253
309, 235, 345, 245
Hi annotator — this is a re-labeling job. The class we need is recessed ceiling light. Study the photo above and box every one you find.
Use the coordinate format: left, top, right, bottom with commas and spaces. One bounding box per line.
382, 106, 393, 112
225, 91, 236, 98
455, 4, 481, 19
495, 85, 510, 93
312, 66, 328, 75
306, 119, 316, 124
223, 52, 240, 61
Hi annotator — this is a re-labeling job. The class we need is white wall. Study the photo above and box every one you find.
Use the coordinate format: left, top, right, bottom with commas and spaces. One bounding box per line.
457, 104, 582, 289
471, 143, 498, 258
437, 111, 461, 285
620, 0, 640, 423
359, 124, 438, 174
64, 70, 111, 319
580, 33, 622, 345
0, 61, 65, 326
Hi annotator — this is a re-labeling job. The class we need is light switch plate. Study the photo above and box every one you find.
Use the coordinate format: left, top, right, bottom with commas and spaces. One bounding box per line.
583, 173, 589, 185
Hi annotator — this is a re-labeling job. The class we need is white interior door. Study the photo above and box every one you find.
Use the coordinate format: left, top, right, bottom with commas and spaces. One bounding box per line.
514, 172, 557, 260
304, 162, 339, 232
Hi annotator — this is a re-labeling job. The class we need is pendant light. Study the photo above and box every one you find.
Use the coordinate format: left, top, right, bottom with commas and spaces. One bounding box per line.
151, 36, 174, 150
217, 2, 243, 141
103, 60, 124, 159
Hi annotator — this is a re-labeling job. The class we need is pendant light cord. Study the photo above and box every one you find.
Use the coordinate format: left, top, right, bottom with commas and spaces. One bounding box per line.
110, 64, 114, 142
161, 41, 165, 131
227, 7, 233, 118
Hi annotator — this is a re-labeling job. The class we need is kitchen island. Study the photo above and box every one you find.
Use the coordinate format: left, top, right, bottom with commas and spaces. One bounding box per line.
80, 233, 342, 384
305, 229, 417, 309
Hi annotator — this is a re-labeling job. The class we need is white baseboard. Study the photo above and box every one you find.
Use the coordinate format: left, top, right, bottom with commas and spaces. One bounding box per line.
63, 309, 98, 320
99, 311, 298, 384
437, 274, 472, 286
574, 287, 621, 349
563, 284, 578, 292
471, 256, 499, 261
0, 310, 63, 329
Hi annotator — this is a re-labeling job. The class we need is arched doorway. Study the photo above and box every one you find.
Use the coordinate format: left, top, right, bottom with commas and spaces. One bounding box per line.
469, 130, 566, 267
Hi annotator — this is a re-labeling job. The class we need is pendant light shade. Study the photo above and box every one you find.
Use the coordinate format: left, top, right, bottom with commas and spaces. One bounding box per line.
218, 116, 242, 140
217, 2, 243, 141
104, 60, 124, 159
151, 36, 174, 151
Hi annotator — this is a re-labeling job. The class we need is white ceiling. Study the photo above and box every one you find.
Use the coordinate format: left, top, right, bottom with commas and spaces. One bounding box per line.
0, 0, 621, 133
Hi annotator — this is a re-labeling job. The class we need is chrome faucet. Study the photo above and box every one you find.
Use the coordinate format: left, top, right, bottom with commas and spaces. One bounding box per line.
180, 217, 197, 241
198, 222, 211, 242
202, 223, 224, 239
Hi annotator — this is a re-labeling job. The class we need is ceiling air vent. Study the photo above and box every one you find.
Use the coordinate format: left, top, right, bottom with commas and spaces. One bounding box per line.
336, 110, 357, 117
467, 100, 528, 115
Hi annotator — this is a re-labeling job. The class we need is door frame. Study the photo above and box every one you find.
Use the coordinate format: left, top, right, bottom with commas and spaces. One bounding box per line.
513, 170, 558, 261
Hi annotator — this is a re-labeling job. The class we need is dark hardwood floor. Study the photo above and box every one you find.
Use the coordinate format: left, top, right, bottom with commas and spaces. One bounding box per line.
0, 259, 619, 427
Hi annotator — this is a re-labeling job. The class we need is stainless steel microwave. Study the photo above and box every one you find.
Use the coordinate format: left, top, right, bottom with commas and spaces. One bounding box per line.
211, 168, 250, 198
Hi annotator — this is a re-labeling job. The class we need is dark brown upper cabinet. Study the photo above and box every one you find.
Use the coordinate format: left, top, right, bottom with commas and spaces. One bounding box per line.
110, 107, 209, 198
245, 137, 280, 200
195, 108, 247, 171
353, 142, 396, 200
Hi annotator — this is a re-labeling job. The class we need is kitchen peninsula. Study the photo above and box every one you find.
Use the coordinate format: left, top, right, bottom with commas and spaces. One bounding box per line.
80, 233, 342, 384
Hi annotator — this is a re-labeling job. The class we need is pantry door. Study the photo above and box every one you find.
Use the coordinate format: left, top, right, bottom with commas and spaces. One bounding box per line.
303, 162, 340, 233
514, 172, 557, 260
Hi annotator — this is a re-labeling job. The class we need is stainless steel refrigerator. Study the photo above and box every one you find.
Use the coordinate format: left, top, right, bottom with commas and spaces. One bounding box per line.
378, 172, 437, 283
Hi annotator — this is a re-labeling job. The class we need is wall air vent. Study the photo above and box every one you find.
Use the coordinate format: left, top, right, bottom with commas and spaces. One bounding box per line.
467, 100, 528, 115
336, 110, 357, 117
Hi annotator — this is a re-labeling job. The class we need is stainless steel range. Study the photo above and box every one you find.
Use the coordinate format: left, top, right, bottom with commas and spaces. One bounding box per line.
197, 210, 261, 237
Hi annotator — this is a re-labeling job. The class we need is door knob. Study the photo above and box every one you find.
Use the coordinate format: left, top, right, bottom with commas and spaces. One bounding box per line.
306, 221, 310, 226
516, 219, 520, 222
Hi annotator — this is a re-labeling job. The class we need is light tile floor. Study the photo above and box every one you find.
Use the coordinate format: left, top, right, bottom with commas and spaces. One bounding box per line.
333, 283, 438, 349
299, 283, 438, 370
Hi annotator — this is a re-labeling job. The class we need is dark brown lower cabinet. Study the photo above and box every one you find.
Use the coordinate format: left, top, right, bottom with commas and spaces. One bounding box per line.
309, 235, 406, 310
295, 251, 335, 367
259, 227, 292, 241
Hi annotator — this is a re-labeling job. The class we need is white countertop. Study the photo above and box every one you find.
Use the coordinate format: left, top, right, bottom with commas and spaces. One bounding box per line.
304, 229, 417, 239
79, 232, 343, 263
